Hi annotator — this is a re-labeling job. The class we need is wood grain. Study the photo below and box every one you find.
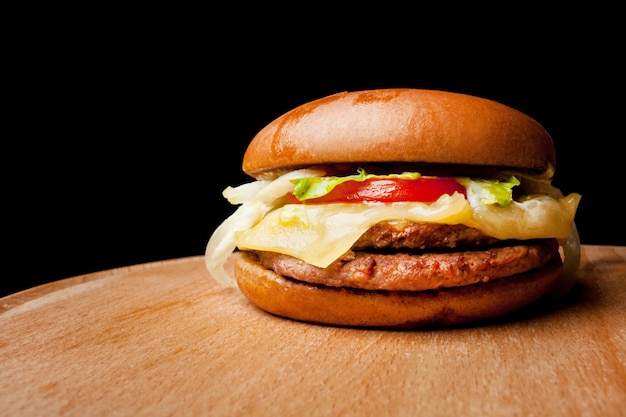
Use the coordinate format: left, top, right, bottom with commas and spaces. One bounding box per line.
1, 245, 625, 417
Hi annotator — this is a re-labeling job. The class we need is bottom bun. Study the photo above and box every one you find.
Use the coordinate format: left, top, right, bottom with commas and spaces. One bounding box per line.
234, 251, 563, 328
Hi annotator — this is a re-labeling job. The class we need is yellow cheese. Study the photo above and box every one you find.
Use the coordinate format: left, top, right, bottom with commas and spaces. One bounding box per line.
234, 193, 580, 268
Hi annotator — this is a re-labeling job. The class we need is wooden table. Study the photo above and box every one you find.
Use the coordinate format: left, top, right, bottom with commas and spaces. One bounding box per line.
1, 245, 624, 416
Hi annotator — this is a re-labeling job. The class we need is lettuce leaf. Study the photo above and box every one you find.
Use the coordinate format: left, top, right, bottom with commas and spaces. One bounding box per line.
457, 176, 520, 207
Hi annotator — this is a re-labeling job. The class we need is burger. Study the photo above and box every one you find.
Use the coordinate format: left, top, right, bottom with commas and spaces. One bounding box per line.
205, 88, 581, 328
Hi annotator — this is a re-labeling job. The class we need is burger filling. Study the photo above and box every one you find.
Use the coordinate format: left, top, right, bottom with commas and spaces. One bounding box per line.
205, 168, 581, 294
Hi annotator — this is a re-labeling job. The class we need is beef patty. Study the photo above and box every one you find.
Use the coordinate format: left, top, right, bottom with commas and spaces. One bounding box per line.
249, 222, 562, 291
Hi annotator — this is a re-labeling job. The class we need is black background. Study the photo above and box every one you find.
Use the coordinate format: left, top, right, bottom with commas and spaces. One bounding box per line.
4, 11, 623, 297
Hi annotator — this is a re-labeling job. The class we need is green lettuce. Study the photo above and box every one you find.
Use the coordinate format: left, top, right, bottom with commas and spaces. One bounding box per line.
457, 176, 520, 207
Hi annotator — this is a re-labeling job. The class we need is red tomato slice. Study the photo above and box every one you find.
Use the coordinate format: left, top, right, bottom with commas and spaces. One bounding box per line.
285, 177, 466, 204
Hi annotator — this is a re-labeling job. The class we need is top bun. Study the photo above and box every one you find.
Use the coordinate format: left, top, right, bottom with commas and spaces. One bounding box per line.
242, 89, 556, 180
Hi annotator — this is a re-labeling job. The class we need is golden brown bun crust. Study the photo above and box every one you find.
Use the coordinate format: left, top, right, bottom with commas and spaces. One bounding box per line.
234, 251, 563, 328
243, 89, 556, 180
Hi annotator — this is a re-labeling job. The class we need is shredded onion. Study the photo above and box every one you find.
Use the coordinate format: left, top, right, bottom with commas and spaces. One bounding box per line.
548, 222, 581, 299
205, 169, 324, 286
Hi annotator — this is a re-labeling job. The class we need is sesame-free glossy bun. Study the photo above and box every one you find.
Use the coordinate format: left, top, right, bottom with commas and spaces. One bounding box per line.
234, 251, 563, 328
243, 89, 556, 180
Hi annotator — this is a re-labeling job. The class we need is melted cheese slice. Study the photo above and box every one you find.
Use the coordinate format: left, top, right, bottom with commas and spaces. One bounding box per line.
234, 192, 580, 268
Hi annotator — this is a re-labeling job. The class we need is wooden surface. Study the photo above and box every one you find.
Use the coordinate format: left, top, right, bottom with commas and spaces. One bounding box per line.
1, 245, 625, 417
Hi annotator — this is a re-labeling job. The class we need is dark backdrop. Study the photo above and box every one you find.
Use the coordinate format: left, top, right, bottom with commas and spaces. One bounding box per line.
4, 15, 623, 298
